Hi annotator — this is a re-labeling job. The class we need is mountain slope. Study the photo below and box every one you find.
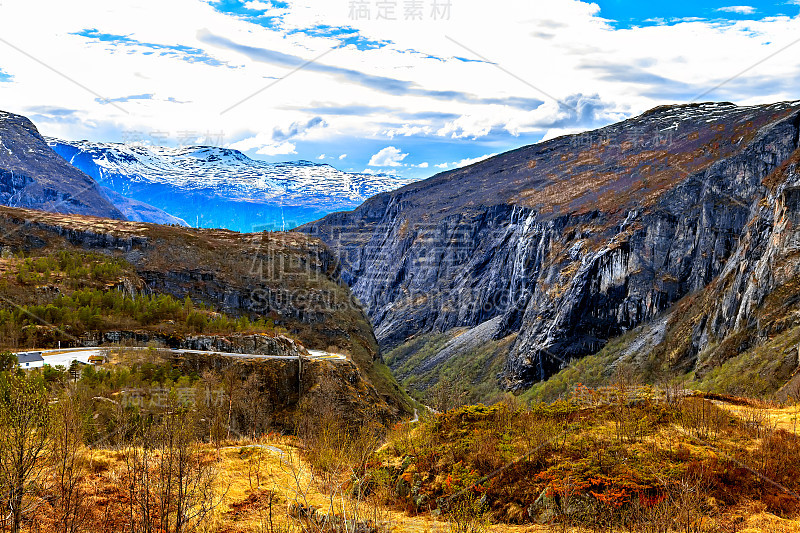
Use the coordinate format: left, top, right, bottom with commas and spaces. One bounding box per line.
99, 186, 188, 226
48, 139, 413, 232
0, 204, 412, 417
0, 110, 125, 220
300, 100, 800, 395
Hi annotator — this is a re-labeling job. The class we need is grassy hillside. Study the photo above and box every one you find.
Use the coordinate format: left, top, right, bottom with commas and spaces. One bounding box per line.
374, 392, 800, 532
0, 250, 287, 348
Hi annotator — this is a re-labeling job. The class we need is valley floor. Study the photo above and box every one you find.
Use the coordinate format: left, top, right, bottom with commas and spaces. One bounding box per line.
33, 393, 800, 533
75, 437, 800, 533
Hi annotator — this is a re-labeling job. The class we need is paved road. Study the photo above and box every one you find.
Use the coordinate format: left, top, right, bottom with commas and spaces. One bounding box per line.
35, 348, 102, 367
18, 346, 346, 367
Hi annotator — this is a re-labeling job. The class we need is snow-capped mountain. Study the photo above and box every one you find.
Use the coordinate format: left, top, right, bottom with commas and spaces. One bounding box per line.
47, 139, 414, 232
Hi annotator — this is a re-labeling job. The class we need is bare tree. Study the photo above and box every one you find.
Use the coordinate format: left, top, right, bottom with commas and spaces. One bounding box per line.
0, 373, 51, 533
195, 371, 227, 448
122, 393, 224, 533
286, 378, 390, 533
425, 380, 468, 413
50, 387, 90, 533
235, 374, 273, 440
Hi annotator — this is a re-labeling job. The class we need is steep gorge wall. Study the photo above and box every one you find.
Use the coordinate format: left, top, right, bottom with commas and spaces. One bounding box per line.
509, 112, 800, 387
302, 102, 800, 391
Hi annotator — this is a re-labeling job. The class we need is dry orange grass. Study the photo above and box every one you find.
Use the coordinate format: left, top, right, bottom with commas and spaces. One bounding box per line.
713, 400, 800, 433
29, 431, 799, 533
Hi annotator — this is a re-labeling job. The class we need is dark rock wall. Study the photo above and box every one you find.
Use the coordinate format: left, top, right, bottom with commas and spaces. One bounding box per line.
301, 103, 800, 389
0, 110, 125, 219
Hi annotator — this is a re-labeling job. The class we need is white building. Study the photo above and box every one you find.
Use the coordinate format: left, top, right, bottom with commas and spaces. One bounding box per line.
16, 352, 44, 369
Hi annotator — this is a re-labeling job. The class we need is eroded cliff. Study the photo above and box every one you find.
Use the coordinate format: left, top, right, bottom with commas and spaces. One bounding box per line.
301, 101, 800, 395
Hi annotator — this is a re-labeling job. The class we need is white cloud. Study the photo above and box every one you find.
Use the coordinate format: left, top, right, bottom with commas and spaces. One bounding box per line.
339, 154, 347, 159
437, 112, 504, 139
434, 95, 624, 141
256, 141, 297, 156
452, 153, 497, 169
415, 162, 429, 168
228, 134, 270, 152
228, 133, 298, 156
362, 167, 399, 175
243, 1, 273, 9
384, 124, 433, 138
317, 153, 326, 159
368, 146, 408, 167
226, 116, 323, 155
414, 156, 493, 172
716, 6, 757, 14
1, 0, 799, 173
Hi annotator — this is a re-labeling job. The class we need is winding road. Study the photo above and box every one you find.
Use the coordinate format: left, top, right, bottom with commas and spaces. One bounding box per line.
18, 347, 346, 368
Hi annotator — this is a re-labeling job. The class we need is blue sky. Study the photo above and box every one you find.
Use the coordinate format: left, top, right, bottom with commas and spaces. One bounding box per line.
0, 0, 798, 180
599, 0, 799, 27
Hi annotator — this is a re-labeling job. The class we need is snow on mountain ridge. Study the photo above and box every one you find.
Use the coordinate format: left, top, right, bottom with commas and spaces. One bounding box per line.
47, 138, 410, 205
45, 137, 416, 232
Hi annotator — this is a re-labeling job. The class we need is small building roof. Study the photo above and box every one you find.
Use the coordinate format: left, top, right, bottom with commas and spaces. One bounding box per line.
16, 352, 44, 364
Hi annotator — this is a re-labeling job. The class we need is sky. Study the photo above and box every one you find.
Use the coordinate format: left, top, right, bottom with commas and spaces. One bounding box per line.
0, 0, 799, 179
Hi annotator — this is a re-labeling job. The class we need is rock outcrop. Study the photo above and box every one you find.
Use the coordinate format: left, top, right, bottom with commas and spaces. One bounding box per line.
300, 101, 800, 392
86, 330, 308, 356
170, 352, 397, 429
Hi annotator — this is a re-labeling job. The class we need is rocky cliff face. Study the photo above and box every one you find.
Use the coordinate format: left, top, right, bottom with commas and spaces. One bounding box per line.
85, 330, 308, 356
0, 111, 125, 220
0, 109, 194, 225
300, 101, 800, 393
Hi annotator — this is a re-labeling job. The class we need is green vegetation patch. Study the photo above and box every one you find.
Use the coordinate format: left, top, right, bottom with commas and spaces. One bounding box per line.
376, 395, 800, 528
383, 330, 515, 409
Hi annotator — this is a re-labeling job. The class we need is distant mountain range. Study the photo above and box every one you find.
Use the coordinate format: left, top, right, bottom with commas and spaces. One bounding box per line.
0, 108, 415, 232
47, 139, 413, 232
